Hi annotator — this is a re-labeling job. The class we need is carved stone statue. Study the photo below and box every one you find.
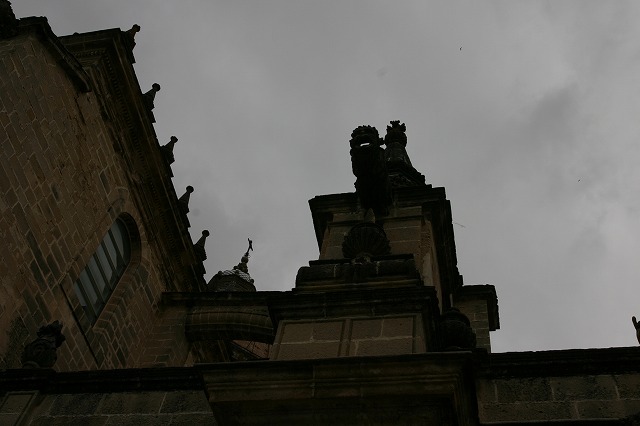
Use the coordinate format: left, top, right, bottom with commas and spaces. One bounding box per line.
21, 321, 66, 368
349, 125, 392, 215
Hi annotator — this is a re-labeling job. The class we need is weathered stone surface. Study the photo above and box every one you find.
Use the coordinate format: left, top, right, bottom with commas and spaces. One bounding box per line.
381, 316, 414, 337
480, 401, 573, 422
160, 390, 211, 413
477, 348, 640, 423
312, 321, 344, 341
494, 377, 551, 403
30, 416, 110, 426
280, 322, 314, 343
49, 394, 103, 416
0, 391, 36, 413
615, 373, 640, 399
97, 392, 165, 414
550, 375, 618, 401
277, 342, 342, 360
351, 338, 414, 356
351, 319, 382, 339
202, 353, 477, 426
575, 399, 640, 419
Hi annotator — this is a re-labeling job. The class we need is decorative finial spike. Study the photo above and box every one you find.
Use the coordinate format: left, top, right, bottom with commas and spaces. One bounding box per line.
384, 120, 408, 148
178, 185, 194, 215
233, 238, 253, 274
194, 229, 209, 262
161, 136, 178, 164
143, 83, 161, 111
126, 24, 140, 39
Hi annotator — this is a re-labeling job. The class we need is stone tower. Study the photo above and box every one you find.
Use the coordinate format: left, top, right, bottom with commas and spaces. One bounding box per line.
269, 121, 499, 361
203, 122, 499, 424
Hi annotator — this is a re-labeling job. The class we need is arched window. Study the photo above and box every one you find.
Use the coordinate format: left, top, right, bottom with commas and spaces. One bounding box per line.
74, 218, 131, 322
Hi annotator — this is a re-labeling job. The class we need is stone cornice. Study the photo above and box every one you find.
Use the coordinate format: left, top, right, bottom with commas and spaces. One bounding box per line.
480, 346, 640, 378
58, 28, 203, 291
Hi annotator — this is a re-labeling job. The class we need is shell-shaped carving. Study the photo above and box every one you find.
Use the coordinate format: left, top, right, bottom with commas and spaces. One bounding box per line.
342, 222, 391, 259
439, 308, 477, 351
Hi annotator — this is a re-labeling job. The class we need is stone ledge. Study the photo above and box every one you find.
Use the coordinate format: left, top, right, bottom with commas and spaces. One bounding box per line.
480, 347, 640, 378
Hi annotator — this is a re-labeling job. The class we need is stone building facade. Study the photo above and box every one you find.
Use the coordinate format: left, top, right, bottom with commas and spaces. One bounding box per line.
1, 4, 640, 425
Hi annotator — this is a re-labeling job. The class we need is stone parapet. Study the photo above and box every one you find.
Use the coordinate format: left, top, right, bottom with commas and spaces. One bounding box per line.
477, 347, 640, 423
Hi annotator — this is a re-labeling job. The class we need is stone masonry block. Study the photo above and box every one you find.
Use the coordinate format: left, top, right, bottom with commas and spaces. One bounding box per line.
323, 245, 344, 260
49, 393, 104, 416
169, 413, 218, 426
495, 377, 552, 403
575, 399, 640, 419
479, 401, 573, 422
381, 317, 413, 338
615, 374, 640, 399
0, 391, 36, 413
550, 375, 618, 401
103, 414, 172, 426
312, 321, 343, 341
281, 322, 314, 343
351, 338, 414, 357
389, 241, 419, 256
351, 319, 382, 339
0, 414, 20, 425
160, 390, 211, 413
277, 341, 341, 360
29, 415, 109, 426
475, 379, 497, 404
97, 392, 165, 414
384, 226, 420, 242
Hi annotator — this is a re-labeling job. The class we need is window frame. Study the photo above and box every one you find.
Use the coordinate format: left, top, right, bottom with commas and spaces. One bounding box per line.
74, 218, 132, 323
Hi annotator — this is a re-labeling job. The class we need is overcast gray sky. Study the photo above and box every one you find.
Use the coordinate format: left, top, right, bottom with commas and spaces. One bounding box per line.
13, 1, 640, 353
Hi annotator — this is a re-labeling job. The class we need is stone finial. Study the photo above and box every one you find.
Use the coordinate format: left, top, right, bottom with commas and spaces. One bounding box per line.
194, 230, 210, 262
125, 24, 140, 39
208, 239, 256, 291
384, 120, 412, 167
123, 24, 140, 50
178, 185, 194, 215
384, 120, 407, 147
21, 321, 66, 368
0, 0, 18, 39
233, 239, 253, 274
383, 120, 426, 187
143, 83, 161, 111
633, 316, 640, 344
161, 136, 178, 165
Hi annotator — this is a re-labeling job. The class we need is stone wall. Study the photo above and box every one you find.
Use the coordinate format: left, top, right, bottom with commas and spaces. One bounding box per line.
478, 373, 640, 421
0, 390, 215, 425
0, 25, 191, 371
272, 315, 426, 360
477, 348, 640, 423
